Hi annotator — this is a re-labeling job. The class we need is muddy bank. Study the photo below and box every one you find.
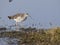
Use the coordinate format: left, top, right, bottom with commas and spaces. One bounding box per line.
0, 27, 60, 45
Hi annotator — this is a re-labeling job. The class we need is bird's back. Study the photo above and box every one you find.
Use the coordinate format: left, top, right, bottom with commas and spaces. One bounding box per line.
13, 13, 25, 19
8, 13, 26, 19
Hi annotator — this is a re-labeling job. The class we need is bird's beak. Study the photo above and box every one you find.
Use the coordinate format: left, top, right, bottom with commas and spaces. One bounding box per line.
29, 15, 33, 20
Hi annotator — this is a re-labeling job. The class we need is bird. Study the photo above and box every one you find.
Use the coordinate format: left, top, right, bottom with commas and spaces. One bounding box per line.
9, 0, 13, 2
8, 13, 30, 30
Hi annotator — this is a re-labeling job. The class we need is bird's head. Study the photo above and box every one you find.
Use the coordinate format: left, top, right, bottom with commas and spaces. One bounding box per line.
25, 13, 33, 20
25, 13, 31, 17
25, 13, 29, 17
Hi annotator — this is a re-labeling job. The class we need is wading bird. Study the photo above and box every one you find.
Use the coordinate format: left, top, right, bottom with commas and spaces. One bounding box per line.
8, 13, 31, 30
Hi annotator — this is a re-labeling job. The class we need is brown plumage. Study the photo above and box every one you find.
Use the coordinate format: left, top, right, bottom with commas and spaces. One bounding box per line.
8, 13, 29, 19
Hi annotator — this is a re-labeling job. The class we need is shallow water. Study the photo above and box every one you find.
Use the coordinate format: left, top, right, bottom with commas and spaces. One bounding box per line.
0, 37, 18, 45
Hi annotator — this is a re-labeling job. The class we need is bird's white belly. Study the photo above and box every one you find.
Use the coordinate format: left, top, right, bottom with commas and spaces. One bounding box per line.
14, 17, 24, 22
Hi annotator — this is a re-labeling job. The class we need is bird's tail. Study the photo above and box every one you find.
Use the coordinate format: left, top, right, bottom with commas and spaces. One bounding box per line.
8, 16, 12, 19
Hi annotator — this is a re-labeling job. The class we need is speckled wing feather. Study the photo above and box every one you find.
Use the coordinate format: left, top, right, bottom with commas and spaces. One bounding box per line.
13, 13, 25, 19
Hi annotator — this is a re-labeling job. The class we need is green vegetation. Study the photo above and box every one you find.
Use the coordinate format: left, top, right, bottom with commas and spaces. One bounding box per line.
0, 27, 60, 45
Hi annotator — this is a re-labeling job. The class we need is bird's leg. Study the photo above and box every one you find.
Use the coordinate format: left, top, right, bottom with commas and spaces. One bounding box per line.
16, 22, 19, 31
20, 22, 24, 28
